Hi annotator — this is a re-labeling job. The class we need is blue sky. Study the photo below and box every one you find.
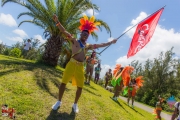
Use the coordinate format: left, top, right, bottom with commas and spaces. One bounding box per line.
1, 0, 180, 78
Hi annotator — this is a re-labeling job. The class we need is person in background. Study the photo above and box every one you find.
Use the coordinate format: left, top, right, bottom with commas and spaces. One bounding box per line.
22, 39, 32, 57
94, 63, 101, 84
104, 69, 112, 89
111, 66, 124, 101
171, 101, 180, 120
153, 95, 164, 120
127, 78, 137, 108
85, 51, 98, 85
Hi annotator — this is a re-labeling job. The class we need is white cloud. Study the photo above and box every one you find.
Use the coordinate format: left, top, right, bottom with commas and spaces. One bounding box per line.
82, 9, 99, 16
34, 35, 46, 44
107, 37, 114, 42
6, 37, 23, 42
131, 12, 148, 25
13, 29, 28, 38
0, 39, 2, 43
0, 13, 17, 27
87, 9, 99, 16
6, 29, 27, 43
116, 12, 180, 66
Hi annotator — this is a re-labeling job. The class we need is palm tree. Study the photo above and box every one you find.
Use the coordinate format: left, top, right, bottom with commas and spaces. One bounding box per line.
1, 0, 111, 66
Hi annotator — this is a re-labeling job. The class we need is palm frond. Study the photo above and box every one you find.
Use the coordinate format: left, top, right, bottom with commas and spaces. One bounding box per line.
2, 0, 111, 40
96, 19, 112, 37
17, 12, 35, 19
91, 32, 98, 41
18, 19, 45, 29
1, 0, 26, 7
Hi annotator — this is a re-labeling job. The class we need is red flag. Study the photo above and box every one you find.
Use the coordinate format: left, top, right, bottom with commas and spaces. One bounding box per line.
127, 8, 164, 58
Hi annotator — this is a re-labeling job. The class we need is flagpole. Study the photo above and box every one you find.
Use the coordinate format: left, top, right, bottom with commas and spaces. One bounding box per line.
99, 5, 166, 55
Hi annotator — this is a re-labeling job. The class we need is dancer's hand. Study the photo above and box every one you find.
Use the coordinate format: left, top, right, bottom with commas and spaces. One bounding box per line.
53, 14, 59, 23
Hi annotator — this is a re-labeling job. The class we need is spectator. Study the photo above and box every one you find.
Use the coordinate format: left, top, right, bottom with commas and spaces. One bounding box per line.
22, 39, 32, 57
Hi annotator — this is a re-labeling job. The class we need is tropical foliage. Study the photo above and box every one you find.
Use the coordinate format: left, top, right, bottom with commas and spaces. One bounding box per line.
1, 0, 111, 66
131, 48, 180, 111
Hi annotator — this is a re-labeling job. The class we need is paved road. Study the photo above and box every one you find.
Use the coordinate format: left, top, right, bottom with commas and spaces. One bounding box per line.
119, 96, 172, 120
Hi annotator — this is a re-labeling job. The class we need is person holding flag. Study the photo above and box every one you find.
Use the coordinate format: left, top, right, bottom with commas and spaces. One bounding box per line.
51, 14, 117, 113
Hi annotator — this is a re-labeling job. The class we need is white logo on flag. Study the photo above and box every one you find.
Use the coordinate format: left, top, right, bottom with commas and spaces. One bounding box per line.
134, 24, 149, 53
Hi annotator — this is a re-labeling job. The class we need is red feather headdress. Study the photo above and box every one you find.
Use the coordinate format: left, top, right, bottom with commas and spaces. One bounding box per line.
79, 15, 101, 34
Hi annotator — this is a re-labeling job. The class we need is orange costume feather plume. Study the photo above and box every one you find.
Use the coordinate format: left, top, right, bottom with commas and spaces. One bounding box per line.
79, 15, 101, 34
115, 66, 134, 86
113, 64, 121, 77
135, 76, 144, 88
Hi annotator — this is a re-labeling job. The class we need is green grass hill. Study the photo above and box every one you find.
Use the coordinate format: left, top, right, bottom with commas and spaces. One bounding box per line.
0, 55, 155, 120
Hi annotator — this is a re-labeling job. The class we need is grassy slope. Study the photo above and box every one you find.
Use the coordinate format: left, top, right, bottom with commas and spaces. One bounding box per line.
0, 55, 155, 120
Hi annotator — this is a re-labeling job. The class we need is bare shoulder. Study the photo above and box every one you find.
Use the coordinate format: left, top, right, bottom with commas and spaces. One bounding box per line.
70, 38, 77, 44
69, 38, 77, 44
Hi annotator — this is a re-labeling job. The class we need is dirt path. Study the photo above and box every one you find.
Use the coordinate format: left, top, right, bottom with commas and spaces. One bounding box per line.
119, 96, 172, 120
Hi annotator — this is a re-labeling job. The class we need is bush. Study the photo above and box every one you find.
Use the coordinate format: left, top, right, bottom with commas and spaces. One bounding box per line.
3, 48, 11, 55
0, 43, 5, 54
10, 48, 21, 58
24, 48, 43, 61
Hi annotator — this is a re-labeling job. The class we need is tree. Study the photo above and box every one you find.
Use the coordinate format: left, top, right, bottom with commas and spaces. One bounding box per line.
1, 0, 111, 66
131, 48, 180, 108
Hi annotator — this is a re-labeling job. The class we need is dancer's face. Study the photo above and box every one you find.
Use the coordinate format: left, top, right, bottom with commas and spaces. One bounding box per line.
80, 30, 89, 42
92, 53, 96, 57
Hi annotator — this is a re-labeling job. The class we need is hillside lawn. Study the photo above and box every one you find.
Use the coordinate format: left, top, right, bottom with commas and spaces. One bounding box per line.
0, 55, 155, 120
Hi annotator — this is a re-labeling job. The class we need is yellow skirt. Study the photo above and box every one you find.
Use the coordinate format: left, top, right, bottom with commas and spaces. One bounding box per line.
61, 58, 85, 88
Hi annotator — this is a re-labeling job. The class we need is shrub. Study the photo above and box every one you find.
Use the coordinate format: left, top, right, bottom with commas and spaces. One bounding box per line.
3, 48, 11, 55
10, 48, 21, 58
0, 43, 5, 54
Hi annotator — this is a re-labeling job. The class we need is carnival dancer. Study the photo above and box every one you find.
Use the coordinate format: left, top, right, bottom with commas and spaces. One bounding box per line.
126, 76, 144, 108
85, 51, 98, 85
153, 96, 164, 120
111, 64, 124, 101
52, 14, 117, 113
111, 66, 134, 102
104, 69, 112, 89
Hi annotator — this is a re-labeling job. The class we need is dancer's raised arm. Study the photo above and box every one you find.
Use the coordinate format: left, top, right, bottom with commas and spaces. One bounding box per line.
53, 14, 75, 42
